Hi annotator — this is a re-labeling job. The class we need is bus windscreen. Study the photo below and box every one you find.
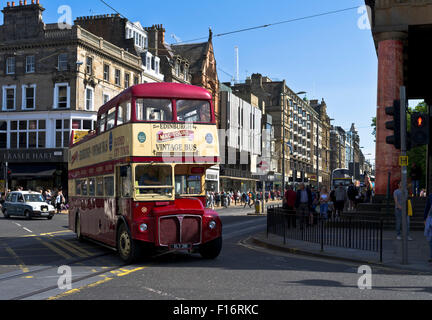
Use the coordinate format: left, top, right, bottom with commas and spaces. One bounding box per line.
176, 100, 211, 123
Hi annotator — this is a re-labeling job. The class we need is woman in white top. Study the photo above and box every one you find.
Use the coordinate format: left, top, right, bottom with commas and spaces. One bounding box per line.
319, 186, 330, 220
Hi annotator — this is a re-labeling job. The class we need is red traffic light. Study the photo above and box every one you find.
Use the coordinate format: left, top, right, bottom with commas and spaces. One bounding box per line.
415, 115, 425, 128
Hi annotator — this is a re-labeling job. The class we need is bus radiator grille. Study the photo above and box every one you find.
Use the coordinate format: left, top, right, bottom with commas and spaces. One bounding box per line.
159, 216, 201, 246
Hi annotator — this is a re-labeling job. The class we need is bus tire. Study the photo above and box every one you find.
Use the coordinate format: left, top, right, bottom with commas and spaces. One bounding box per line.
199, 237, 222, 259
117, 223, 141, 264
76, 213, 84, 242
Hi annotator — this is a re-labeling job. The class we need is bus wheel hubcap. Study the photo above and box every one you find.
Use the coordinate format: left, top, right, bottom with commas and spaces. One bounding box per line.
120, 232, 131, 256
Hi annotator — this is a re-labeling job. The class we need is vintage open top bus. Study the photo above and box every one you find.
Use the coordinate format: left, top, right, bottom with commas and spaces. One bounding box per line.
68, 83, 222, 263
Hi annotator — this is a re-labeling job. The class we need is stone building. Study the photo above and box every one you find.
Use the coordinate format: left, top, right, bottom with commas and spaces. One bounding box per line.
229, 74, 319, 190
0, 2, 143, 193
330, 126, 347, 172
310, 99, 332, 189
219, 84, 262, 193
74, 15, 164, 83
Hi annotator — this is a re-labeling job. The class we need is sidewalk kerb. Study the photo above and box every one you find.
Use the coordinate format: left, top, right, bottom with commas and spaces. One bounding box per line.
249, 234, 432, 275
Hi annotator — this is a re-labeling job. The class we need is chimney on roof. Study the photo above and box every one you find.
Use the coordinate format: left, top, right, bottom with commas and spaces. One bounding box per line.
2, 0, 45, 41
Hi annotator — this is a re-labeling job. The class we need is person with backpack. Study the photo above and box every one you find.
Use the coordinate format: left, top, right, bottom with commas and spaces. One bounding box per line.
347, 182, 358, 211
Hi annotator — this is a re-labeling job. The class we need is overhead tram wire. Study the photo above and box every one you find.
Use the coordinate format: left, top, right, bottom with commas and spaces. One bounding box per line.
175, 5, 361, 44
96, 1, 362, 47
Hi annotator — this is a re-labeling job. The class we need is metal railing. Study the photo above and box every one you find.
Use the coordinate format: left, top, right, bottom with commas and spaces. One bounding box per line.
267, 206, 383, 262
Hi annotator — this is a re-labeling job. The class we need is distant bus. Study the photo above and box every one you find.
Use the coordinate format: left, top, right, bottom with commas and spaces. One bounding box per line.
68, 83, 223, 263
331, 169, 353, 189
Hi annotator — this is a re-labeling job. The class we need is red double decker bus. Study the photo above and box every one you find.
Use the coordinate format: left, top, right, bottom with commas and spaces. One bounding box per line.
68, 83, 222, 263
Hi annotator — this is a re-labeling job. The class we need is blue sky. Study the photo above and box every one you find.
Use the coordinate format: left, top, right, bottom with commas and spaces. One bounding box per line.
14, 0, 379, 162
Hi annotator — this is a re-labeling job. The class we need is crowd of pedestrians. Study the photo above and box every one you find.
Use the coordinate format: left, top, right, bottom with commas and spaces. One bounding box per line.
205, 190, 283, 209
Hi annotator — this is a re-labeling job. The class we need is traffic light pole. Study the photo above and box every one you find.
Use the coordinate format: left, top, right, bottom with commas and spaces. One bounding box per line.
400, 86, 408, 265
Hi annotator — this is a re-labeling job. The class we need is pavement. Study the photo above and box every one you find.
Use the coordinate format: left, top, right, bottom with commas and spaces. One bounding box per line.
252, 229, 432, 274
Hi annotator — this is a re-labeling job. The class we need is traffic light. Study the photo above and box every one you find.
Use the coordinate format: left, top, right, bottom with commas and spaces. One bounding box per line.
411, 113, 429, 147
385, 100, 401, 149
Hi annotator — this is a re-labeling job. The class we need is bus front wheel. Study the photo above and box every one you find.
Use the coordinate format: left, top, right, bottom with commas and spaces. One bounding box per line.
199, 237, 222, 259
117, 223, 141, 264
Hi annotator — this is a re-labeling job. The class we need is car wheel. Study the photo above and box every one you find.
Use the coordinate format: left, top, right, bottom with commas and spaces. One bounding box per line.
199, 237, 222, 259
117, 223, 141, 264
3, 210, 9, 219
24, 210, 31, 220
47, 215, 53, 220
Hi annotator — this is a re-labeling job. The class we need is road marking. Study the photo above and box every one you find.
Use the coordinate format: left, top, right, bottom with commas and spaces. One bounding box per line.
5, 247, 29, 273
22, 227, 33, 233
34, 237, 72, 260
39, 230, 72, 236
48, 235, 92, 257
13, 223, 22, 227
50, 239, 88, 258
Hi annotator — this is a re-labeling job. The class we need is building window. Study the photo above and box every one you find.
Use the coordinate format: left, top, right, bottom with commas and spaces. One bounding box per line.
104, 64, 110, 81
86, 56, 93, 75
58, 54, 68, 71
54, 83, 70, 109
134, 76, 139, 85
9, 120, 46, 149
2, 85, 16, 111
103, 93, 110, 105
0, 121, 6, 149
85, 87, 94, 111
26, 56, 35, 73
115, 69, 121, 86
125, 73, 130, 88
56, 119, 70, 148
6, 57, 15, 75
22, 84, 36, 110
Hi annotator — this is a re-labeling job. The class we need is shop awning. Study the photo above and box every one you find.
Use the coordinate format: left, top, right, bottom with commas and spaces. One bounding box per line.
8, 165, 57, 178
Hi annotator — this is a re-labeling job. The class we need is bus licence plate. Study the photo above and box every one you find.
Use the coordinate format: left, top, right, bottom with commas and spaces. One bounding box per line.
170, 244, 192, 250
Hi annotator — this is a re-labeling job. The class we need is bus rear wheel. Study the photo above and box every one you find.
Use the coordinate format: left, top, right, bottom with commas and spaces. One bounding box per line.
117, 223, 141, 264
76, 213, 84, 242
199, 237, 222, 259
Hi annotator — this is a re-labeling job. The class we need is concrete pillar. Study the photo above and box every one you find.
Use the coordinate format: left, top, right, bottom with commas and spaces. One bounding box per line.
375, 32, 407, 196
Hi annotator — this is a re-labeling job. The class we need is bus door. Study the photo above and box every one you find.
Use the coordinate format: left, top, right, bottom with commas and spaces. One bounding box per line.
114, 165, 133, 238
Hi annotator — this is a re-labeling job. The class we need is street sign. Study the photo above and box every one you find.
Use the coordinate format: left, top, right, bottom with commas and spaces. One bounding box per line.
399, 156, 408, 167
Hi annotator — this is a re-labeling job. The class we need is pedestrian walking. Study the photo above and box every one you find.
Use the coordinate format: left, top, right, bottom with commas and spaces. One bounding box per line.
319, 186, 330, 220
411, 162, 422, 197
347, 182, 357, 211
334, 183, 347, 218
55, 189, 66, 214
394, 181, 412, 241
295, 183, 313, 229
423, 192, 432, 263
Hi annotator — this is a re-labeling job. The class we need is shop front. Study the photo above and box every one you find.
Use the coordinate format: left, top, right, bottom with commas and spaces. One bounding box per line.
0, 149, 68, 195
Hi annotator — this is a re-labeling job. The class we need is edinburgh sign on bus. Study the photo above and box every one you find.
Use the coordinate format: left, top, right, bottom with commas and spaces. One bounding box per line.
157, 130, 194, 143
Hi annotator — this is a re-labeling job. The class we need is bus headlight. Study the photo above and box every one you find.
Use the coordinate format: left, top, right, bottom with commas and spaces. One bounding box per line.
209, 221, 217, 230
139, 224, 148, 232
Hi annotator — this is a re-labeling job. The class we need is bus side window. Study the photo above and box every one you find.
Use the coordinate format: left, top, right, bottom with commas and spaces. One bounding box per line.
104, 176, 114, 197
88, 178, 95, 196
98, 114, 106, 133
81, 180, 88, 196
117, 105, 124, 126
106, 108, 116, 130
76, 180, 82, 195
96, 177, 104, 196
